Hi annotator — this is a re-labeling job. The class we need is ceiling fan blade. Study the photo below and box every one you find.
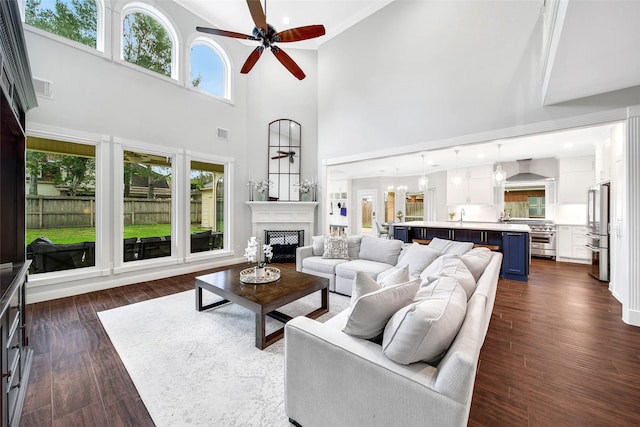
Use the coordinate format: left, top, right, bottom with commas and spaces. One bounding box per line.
271, 155, 288, 159
274, 25, 326, 43
271, 46, 305, 80
241, 46, 264, 74
196, 27, 256, 40
247, 0, 267, 34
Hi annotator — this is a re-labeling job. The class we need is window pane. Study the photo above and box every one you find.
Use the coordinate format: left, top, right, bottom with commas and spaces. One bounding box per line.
26, 0, 97, 48
26, 138, 96, 274
190, 44, 225, 97
123, 12, 172, 77
123, 151, 172, 262
190, 161, 225, 253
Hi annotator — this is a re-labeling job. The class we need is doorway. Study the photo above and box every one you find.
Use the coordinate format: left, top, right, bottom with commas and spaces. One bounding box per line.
356, 189, 377, 236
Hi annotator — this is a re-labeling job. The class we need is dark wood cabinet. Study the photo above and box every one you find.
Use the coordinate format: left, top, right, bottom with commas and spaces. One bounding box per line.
501, 232, 529, 281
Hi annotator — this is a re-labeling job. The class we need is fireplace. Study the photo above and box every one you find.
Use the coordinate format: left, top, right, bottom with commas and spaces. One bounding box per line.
265, 230, 304, 263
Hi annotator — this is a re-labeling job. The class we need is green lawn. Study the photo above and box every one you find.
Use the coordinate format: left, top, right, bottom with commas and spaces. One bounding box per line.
27, 224, 212, 245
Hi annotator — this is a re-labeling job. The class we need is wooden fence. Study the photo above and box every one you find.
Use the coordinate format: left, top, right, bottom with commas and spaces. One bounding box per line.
27, 196, 202, 228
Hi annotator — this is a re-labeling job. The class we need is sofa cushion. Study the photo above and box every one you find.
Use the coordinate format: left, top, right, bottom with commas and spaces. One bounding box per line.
342, 278, 421, 339
323, 234, 349, 259
422, 257, 476, 299
460, 247, 493, 281
335, 259, 394, 282
376, 264, 410, 288
312, 235, 325, 256
396, 243, 441, 277
428, 237, 474, 256
358, 235, 403, 265
302, 256, 349, 275
382, 277, 467, 365
347, 236, 363, 260
350, 271, 382, 304
419, 254, 459, 284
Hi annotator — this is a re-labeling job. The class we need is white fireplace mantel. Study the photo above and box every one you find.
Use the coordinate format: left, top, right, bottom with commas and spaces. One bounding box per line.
246, 201, 318, 246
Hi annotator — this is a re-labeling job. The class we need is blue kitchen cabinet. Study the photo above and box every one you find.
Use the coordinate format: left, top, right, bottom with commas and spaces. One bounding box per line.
501, 232, 529, 282
393, 226, 409, 243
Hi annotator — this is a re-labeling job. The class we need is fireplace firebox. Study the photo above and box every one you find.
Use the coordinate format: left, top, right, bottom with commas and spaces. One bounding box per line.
265, 230, 304, 263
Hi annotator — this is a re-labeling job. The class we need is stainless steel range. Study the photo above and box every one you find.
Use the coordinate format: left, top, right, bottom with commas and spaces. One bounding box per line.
508, 220, 557, 259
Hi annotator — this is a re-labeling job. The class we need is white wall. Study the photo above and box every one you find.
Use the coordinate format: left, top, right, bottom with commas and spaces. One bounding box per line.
23, 0, 318, 301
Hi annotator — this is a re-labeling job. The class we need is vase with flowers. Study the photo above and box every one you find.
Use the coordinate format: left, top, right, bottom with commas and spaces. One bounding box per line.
244, 236, 273, 277
295, 179, 315, 201
248, 179, 272, 201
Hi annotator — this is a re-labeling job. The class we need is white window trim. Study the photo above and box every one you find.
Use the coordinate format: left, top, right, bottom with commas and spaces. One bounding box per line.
119, 2, 180, 80
184, 150, 235, 263
25, 123, 109, 287
112, 138, 183, 274
187, 35, 233, 101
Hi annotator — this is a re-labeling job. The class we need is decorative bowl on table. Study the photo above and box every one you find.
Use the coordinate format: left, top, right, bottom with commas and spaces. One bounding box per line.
239, 266, 281, 284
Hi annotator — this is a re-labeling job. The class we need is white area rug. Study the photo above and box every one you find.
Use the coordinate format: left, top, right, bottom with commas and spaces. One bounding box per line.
98, 288, 350, 426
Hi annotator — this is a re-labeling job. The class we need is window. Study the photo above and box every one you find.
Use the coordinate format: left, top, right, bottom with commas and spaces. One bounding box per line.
25, 0, 99, 49
121, 4, 178, 79
25, 137, 97, 274
123, 150, 173, 262
405, 192, 424, 221
190, 39, 229, 98
190, 161, 225, 253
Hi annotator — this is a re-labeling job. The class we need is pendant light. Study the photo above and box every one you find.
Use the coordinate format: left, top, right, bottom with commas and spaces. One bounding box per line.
451, 150, 462, 185
418, 154, 428, 191
493, 144, 506, 186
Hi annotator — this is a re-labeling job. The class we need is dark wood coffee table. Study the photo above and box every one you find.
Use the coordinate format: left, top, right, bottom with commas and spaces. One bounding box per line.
195, 264, 329, 349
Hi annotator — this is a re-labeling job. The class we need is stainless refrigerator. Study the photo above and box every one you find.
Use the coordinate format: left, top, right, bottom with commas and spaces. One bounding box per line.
586, 183, 610, 282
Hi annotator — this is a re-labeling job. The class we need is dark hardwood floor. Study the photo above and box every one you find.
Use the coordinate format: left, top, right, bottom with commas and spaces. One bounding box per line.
19, 259, 640, 426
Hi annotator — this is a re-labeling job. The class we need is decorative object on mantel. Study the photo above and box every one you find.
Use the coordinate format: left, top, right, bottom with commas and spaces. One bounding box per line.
248, 178, 272, 201
294, 179, 317, 201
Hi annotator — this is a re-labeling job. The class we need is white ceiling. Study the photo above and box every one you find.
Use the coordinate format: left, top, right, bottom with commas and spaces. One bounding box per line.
175, 0, 393, 49
329, 123, 616, 179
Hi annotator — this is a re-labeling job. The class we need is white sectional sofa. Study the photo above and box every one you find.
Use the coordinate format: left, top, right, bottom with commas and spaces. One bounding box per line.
286, 238, 501, 427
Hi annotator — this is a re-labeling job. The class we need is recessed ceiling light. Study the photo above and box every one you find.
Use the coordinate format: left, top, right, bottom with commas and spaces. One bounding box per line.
564, 143, 574, 149
282, 16, 290, 25
477, 153, 485, 159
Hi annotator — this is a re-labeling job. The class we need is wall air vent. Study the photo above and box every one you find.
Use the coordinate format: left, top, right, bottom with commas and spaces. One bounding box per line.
33, 77, 53, 99
217, 127, 230, 141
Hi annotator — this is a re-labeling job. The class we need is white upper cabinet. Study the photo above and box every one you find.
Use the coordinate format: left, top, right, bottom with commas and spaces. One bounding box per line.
595, 139, 612, 183
558, 156, 594, 204
447, 165, 493, 205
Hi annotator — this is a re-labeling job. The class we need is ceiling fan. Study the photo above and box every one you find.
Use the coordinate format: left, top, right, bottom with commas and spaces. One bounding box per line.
271, 150, 296, 163
196, 0, 325, 80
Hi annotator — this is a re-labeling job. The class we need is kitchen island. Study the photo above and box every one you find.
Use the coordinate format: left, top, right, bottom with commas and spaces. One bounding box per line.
391, 221, 530, 282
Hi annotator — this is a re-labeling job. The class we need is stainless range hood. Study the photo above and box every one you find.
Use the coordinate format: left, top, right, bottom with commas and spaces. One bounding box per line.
505, 159, 555, 183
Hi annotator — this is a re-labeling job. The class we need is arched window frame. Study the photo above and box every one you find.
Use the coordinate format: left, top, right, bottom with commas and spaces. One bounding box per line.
188, 36, 233, 101
119, 2, 180, 80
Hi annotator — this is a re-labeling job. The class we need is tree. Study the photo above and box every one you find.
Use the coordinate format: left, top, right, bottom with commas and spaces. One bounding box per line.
191, 74, 202, 88
123, 13, 172, 77
26, 151, 48, 195
54, 155, 95, 196
26, 0, 97, 48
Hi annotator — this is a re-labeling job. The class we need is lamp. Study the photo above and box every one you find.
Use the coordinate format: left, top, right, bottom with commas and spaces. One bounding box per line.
451, 150, 462, 185
493, 144, 506, 185
418, 154, 428, 191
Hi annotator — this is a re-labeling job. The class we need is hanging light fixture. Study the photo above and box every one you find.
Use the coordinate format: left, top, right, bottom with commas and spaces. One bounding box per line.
451, 149, 462, 185
493, 143, 506, 185
393, 168, 408, 195
418, 154, 428, 191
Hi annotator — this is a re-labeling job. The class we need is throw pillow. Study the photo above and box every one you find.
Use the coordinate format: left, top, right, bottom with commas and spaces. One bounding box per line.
350, 271, 382, 305
424, 257, 476, 299
347, 235, 363, 260
460, 247, 493, 281
428, 237, 474, 256
419, 254, 459, 285
358, 235, 404, 265
382, 277, 467, 365
311, 235, 325, 256
376, 264, 410, 288
322, 234, 349, 259
342, 278, 421, 340
396, 243, 441, 277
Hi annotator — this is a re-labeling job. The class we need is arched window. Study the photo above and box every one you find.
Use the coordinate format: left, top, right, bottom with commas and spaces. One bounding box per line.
189, 38, 231, 99
25, 0, 103, 50
121, 3, 179, 79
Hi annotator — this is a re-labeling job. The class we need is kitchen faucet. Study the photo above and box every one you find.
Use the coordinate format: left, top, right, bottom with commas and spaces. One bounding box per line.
460, 208, 465, 224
